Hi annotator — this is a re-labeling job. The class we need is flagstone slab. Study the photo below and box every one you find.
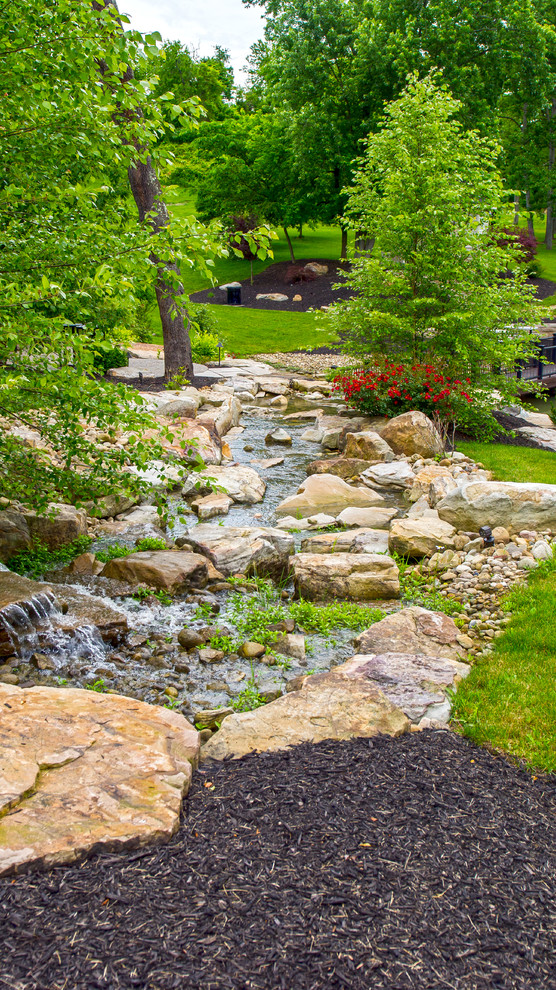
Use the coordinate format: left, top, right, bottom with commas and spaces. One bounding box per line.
0, 684, 199, 876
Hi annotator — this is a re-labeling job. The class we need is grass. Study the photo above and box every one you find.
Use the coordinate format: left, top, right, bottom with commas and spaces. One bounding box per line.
144, 187, 345, 354
532, 215, 556, 307
453, 557, 556, 772
453, 439, 556, 772
458, 442, 556, 485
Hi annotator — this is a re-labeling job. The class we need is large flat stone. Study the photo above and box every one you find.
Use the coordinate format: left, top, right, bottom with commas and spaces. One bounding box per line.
198, 465, 266, 504
0, 684, 199, 876
276, 473, 384, 519
380, 411, 444, 458
183, 524, 294, 578
300, 528, 389, 555
388, 518, 456, 558
291, 552, 399, 601
355, 606, 465, 662
202, 662, 409, 760
101, 551, 209, 591
437, 481, 556, 531
342, 652, 469, 723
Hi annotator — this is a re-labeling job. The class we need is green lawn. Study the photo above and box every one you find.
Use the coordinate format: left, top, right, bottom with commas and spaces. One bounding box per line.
532, 215, 556, 306
144, 187, 346, 353
458, 442, 556, 484
453, 559, 556, 772
453, 440, 556, 772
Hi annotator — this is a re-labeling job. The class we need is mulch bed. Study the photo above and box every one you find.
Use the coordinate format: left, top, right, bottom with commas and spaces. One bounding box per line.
189, 258, 556, 314
190, 259, 353, 313
1, 731, 554, 990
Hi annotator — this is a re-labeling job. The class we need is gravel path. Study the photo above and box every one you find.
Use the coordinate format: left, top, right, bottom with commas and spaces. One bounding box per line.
1, 732, 554, 990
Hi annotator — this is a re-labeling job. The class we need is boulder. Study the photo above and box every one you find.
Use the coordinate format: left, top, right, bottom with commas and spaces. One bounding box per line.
191, 494, 232, 520
341, 652, 469, 724
291, 552, 399, 601
437, 481, 556, 532
197, 465, 266, 504
388, 518, 456, 558
300, 528, 389, 555
84, 494, 137, 519
183, 525, 294, 578
101, 551, 209, 592
306, 458, 374, 479
355, 606, 466, 662
336, 506, 398, 529
406, 496, 439, 521
266, 428, 292, 445
273, 633, 306, 661
344, 431, 394, 462
158, 396, 199, 418
0, 503, 88, 562
428, 475, 459, 506
202, 661, 409, 760
275, 474, 384, 519
197, 395, 242, 438
169, 423, 222, 465
0, 683, 199, 876
256, 379, 289, 395
360, 461, 415, 489
304, 262, 329, 276
410, 465, 456, 501
380, 411, 444, 458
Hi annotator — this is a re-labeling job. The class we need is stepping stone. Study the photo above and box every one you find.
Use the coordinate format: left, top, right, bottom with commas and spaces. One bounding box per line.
0, 684, 199, 876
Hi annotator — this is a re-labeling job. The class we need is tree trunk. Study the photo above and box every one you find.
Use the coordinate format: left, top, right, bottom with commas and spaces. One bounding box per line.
526, 189, 535, 236
513, 193, 520, 226
93, 0, 193, 380
283, 227, 295, 262
340, 227, 348, 259
545, 98, 556, 249
298, 223, 303, 238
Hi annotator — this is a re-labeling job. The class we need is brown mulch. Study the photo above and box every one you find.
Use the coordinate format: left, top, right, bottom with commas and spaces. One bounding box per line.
0, 731, 554, 990
190, 259, 353, 313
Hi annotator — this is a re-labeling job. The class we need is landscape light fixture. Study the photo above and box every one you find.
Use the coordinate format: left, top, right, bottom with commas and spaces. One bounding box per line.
479, 525, 494, 548
217, 341, 225, 367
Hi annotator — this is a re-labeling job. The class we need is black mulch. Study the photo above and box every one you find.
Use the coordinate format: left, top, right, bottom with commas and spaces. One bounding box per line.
190, 259, 353, 313
1, 732, 555, 990
190, 258, 556, 314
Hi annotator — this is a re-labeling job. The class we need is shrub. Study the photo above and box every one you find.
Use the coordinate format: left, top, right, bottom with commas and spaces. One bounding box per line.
228, 214, 261, 261
188, 304, 221, 363
496, 226, 538, 265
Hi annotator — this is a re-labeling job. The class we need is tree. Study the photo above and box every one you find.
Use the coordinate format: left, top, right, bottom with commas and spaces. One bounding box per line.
0, 0, 220, 507
327, 75, 543, 428
149, 41, 234, 128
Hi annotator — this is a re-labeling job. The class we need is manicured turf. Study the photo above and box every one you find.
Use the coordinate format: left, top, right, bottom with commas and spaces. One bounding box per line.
453, 557, 556, 772
458, 441, 556, 485
454, 440, 556, 771
145, 188, 346, 352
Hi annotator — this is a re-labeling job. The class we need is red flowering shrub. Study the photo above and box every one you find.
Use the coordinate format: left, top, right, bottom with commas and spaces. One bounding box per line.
333, 360, 474, 424
496, 226, 537, 265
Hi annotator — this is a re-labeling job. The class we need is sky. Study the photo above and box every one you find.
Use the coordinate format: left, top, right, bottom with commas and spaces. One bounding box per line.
120, 0, 266, 84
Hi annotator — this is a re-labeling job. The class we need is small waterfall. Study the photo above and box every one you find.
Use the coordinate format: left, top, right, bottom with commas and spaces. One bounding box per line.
0, 590, 106, 665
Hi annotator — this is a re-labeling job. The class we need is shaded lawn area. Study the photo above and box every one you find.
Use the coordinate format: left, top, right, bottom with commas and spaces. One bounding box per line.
453, 558, 556, 772
145, 190, 345, 353
454, 441, 556, 772
533, 215, 556, 306
458, 441, 556, 484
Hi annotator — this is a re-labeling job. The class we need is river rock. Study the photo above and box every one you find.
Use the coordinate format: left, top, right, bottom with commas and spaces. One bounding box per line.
360, 461, 415, 489
437, 481, 556, 532
0, 683, 199, 876
158, 396, 199, 418
201, 662, 409, 760
266, 428, 292, 445
183, 525, 294, 578
0, 503, 88, 562
380, 411, 444, 458
300, 528, 389, 555
341, 652, 469, 724
355, 606, 466, 662
275, 474, 385, 519
388, 518, 456, 558
290, 552, 399, 601
336, 506, 399, 529
101, 551, 209, 592
191, 494, 233, 520
306, 458, 374, 479
170, 423, 222, 465
344, 431, 394, 462
197, 465, 266, 504
273, 633, 306, 661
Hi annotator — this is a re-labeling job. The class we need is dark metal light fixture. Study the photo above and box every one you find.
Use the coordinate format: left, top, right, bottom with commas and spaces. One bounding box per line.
479, 525, 494, 548
217, 342, 224, 367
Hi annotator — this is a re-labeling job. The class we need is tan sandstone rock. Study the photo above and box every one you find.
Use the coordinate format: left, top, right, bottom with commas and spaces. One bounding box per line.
275, 474, 384, 519
182, 524, 294, 578
306, 458, 374, 479
300, 528, 389, 555
290, 552, 399, 601
344, 430, 394, 462
355, 606, 466, 661
437, 481, 556, 532
101, 551, 209, 591
380, 411, 444, 458
388, 518, 456, 559
202, 662, 409, 760
410, 465, 456, 501
0, 503, 88, 563
197, 465, 266, 504
0, 683, 199, 876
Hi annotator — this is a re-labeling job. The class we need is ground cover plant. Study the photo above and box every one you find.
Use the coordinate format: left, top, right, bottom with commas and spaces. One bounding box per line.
7, 537, 93, 579
453, 556, 556, 772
